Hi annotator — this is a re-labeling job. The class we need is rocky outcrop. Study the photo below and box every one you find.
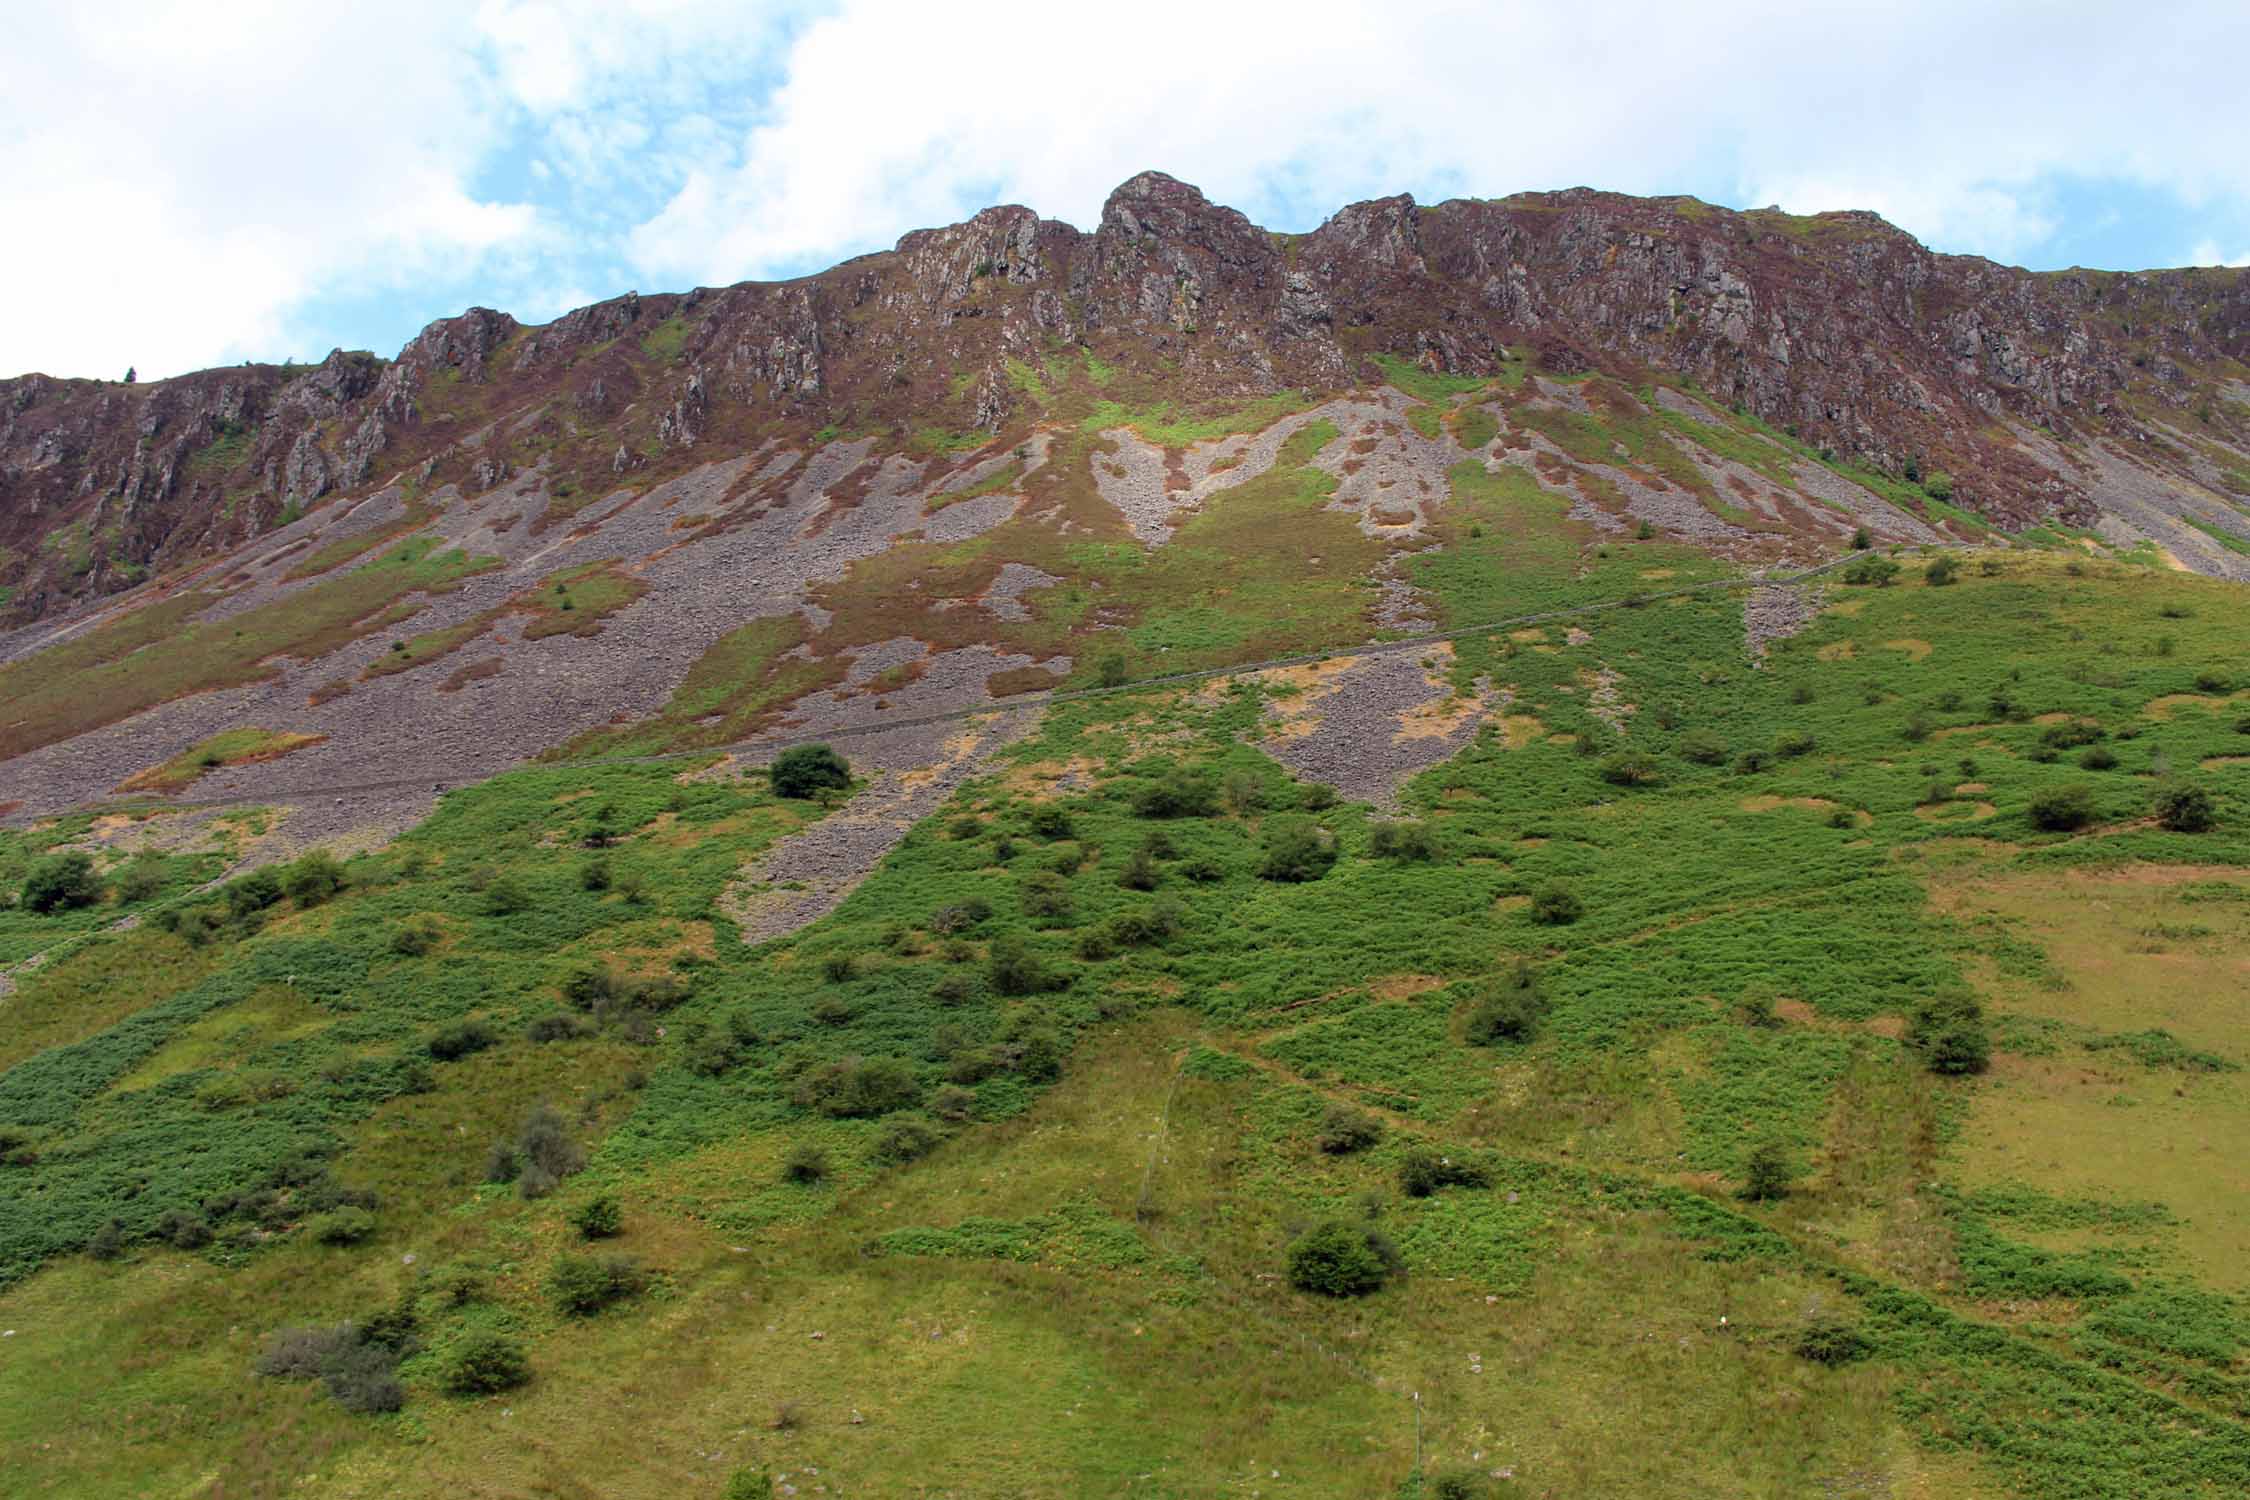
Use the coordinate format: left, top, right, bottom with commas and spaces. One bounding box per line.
3, 174, 2246, 624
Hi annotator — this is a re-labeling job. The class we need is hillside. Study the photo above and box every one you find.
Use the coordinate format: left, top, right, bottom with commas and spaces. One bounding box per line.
2, 175, 2249, 1499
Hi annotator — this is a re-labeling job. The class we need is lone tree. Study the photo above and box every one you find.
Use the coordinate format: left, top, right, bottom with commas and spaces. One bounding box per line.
23, 851, 103, 914
124, 366, 137, 384
769, 743, 850, 799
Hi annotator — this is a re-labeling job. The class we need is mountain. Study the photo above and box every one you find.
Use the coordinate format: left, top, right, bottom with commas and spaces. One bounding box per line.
3, 176, 2249, 1499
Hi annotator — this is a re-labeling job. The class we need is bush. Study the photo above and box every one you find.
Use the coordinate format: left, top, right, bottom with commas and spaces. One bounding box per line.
525, 1012, 586, 1044
1923, 555, 1958, 586
1297, 781, 1339, 812
1019, 871, 1073, 920
508, 1104, 587, 1199
572, 1195, 623, 1239
1907, 992, 1991, 1076
1464, 988, 1539, 1046
1132, 772, 1218, 819
1400, 1148, 1490, 1198
782, 1143, 830, 1185
1739, 1140, 1795, 1202
442, 1330, 530, 1394
22, 851, 102, 914
2079, 746, 2119, 771
2195, 671, 2230, 694
928, 898, 992, 935
1528, 883, 1582, 925
309, 1207, 377, 1245
930, 1084, 977, 1123
872, 1115, 942, 1164
255, 1324, 355, 1380
987, 934, 1058, 996
549, 1252, 645, 1315
1676, 730, 1727, 765
1026, 802, 1074, 840
1286, 1222, 1397, 1297
2027, 785, 2096, 832
283, 851, 346, 907
1095, 653, 1130, 688
1257, 815, 1337, 882
1732, 749, 1771, 775
1842, 556, 1900, 587
1179, 855, 1225, 883
2154, 782, 2217, 833
427, 1020, 497, 1062
483, 876, 531, 915
1795, 1318, 1874, 1365
156, 1207, 212, 1249
1431, 1470, 1492, 1500
1597, 751, 1660, 787
391, 917, 441, 955
770, 743, 851, 799
793, 1055, 921, 1118
1314, 1104, 1383, 1155
722, 1470, 775, 1500
323, 1340, 406, 1413
1849, 526, 1872, 550
114, 854, 166, 904
2040, 718, 2103, 749
1117, 845, 1160, 890
1773, 730, 1817, 759
1369, 820, 1441, 860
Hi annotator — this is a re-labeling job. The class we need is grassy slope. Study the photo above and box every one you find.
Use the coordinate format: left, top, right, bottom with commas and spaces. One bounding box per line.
3, 390, 2250, 1496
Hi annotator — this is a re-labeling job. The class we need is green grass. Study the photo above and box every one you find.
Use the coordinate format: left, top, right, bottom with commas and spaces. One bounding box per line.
2182, 513, 2250, 556
116, 727, 327, 795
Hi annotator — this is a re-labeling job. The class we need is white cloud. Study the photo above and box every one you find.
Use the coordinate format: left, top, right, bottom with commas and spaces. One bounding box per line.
2189, 240, 2250, 268
623, 0, 2250, 284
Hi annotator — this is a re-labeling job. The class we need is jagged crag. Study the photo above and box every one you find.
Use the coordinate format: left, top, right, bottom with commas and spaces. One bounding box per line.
8, 171, 2250, 619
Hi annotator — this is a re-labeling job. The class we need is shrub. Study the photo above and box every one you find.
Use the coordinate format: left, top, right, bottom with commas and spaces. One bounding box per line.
929, 898, 992, 935
309, 1207, 377, 1245
810, 995, 855, 1026
1527, 883, 1582, 925
1286, 1222, 1397, 1297
1314, 1104, 1383, 1155
931, 970, 978, 1005
2079, 746, 2119, 771
1118, 845, 1160, 890
1923, 555, 1958, 587
1431, 1470, 1493, 1500
872, 1115, 942, 1164
770, 744, 851, 799
442, 1330, 530, 1394
1842, 556, 1899, 587
1297, 781, 1339, 812
1795, 1318, 1874, 1365
427, 1020, 497, 1062
722, 1470, 775, 1500
1027, 802, 1074, 840
1019, 872, 1073, 920
1849, 526, 1872, 550
2027, 785, 2096, 832
793, 1055, 921, 1118
1732, 749, 1771, 775
930, 1084, 977, 1123
2040, 718, 2103, 749
2154, 783, 2217, 833
255, 1324, 355, 1380
549, 1252, 645, 1314
1464, 988, 1539, 1046
114, 855, 166, 904
1095, 653, 1130, 688
524, 1012, 586, 1044
156, 1207, 212, 1249
391, 917, 441, 956
1676, 730, 1727, 765
781, 1143, 830, 1185
572, 1195, 623, 1239
1401, 1148, 1491, 1198
483, 876, 531, 915
1132, 772, 1218, 819
2194, 670, 2230, 694
1369, 820, 1441, 860
22, 851, 102, 914
1773, 730, 1817, 759
1906, 992, 1991, 1076
283, 851, 346, 907
1597, 751, 1660, 787
1739, 1140, 1795, 1202
1180, 855, 1225, 883
509, 1104, 587, 1199
987, 934, 1057, 996
1257, 815, 1337, 882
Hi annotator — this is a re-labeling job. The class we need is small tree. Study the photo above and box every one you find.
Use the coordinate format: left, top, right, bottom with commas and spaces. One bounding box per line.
1739, 1140, 1795, 1202
22, 851, 102, 914
284, 850, 346, 906
769, 744, 851, 799
549, 1252, 645, 1314
1286, 1222, 1396, 1297
442, 1330, 530, 1394
1528, 883, 1582, 925
2027, 785, 2096, 832
124, 366, 137, 384
1907, 992, 1991, 1076
1924, 555, 1958, 587
1257, 815, 1337, 882
2153, 782, 2217, 833
572, 1194, 623, 1239
1849, 525, 1872, 550
1314, 1104, 1383, 1155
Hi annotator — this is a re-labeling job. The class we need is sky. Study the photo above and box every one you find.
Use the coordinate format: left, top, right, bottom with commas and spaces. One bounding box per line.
5, 0, 2248, 381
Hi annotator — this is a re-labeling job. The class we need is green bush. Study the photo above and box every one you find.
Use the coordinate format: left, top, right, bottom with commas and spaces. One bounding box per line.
572, 1195, 623, 1239
2040, 718, 2103, 749
987, 934, 1059, 995
1842, 556, 1900, 587
1739, 1140, 1795, 1202
1400, 1148, 1490, 1198
113, 854, 166, 904
391, 917, 442, 955
1286, 1222, 1397, 1297
1131, 771, 1218, 819
1675, 730, 1728, 765
22, 851, 102, 914
1369, 820, 1441, 860
2154, 782, 2217, 833
503, 1104, 587, 1199
427, 1020, 497, 1062
1849, 526, 1872, 550
549, 1252, 646, 1314
2027, 785, 2096, 832
301, 1205, 376, 1246
2079, 745, 2119, 771
1597, 751, 1661, 787
1314, 1104, 1383, 1155
872, 1115, 941, 1164
1773, 730, 1817, 759
441, 1330, 530, 1394
1257, 815, 1336, 882
283, 851, 346, 906
1907, 992, 1991, 1076
1528, 883, 1582, 925
1464, 988, 1539, 1046
793, 1055, 921, 1117
769, 743, 851, 799
782, 1143, 830, 1184
1095, 653, 1130, 688
1027, 802, 1074, 840
1924, 555, 1958, 587
1795, 1318, 1873, 1365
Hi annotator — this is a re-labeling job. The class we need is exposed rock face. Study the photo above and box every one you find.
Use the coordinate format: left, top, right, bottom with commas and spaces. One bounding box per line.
3, 172, 2246, 623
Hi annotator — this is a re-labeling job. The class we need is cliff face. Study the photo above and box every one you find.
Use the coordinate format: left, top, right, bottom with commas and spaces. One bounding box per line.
5, 171, 2248, 623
